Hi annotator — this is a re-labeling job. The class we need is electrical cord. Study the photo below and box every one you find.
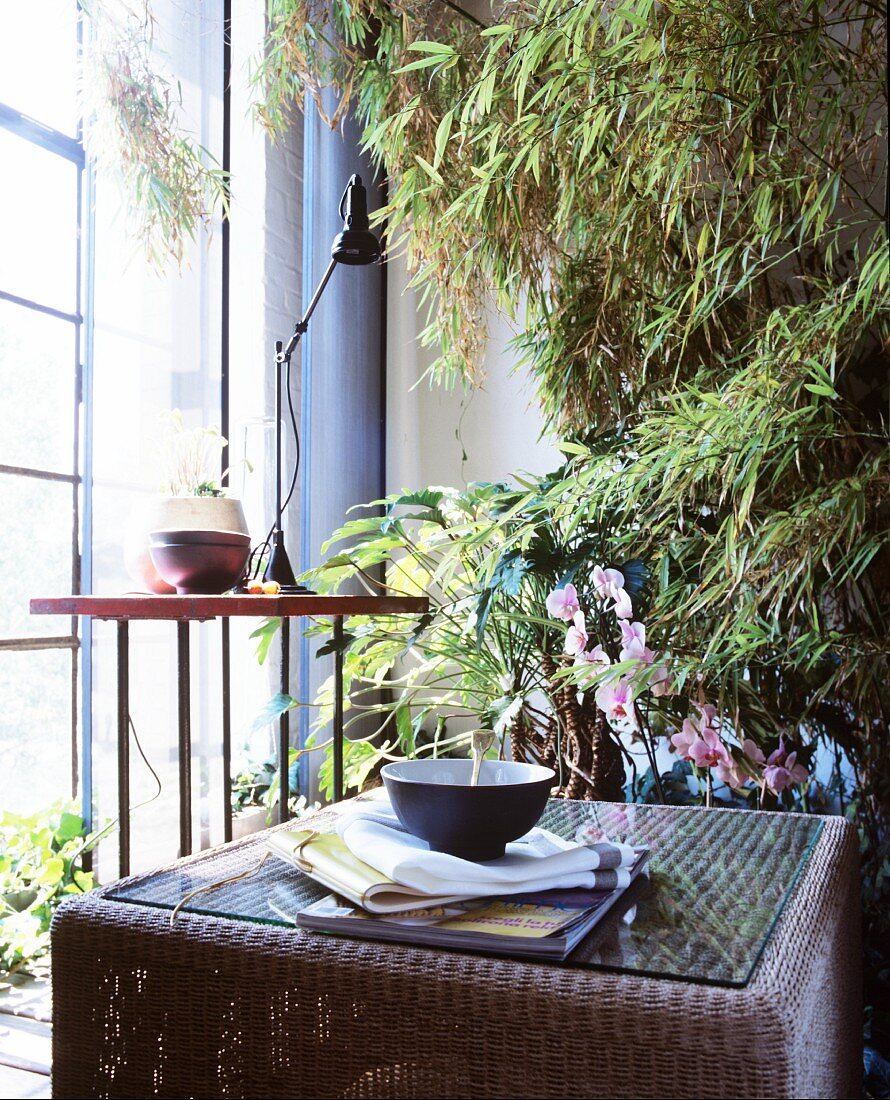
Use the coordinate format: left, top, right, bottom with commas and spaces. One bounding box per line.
245, 349, 303, 582
73, 712, 164, 863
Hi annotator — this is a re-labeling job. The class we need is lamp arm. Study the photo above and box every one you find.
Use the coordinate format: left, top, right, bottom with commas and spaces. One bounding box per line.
278, 257, 338, 363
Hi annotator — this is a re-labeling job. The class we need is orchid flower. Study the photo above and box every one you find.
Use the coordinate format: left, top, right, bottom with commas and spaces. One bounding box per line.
714, 738, 766, 788
692, 702, 719, 729
619, 621, 654, 664
595, 676, 636, 725
670, 724, 698, 761
672, 703, 725, 766
689, 726, 731, 770
591, 564, 633, 618
648, 664, 672, 697
545, 583, 580, 622
610, 587, 633, 620
564, 611, 589, 656
763, 738, 808, 794
592, 565, 624, 600
575, 643, 611, 669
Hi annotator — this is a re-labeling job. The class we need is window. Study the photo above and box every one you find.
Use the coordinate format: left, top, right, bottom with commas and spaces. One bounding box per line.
0, 2, 86, 812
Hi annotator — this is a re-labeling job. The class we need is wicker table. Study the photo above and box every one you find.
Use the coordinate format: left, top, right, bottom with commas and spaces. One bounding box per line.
50, 799, 860, 1099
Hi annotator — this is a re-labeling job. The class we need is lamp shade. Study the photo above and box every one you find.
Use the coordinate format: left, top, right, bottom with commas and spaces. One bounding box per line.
331, 174, 381, 265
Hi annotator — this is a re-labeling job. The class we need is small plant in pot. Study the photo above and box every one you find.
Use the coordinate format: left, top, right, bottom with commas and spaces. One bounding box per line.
124, 411, 251, 594
230, 750, 317, 837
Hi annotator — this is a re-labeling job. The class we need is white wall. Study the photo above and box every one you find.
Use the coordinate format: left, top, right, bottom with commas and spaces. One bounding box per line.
386, 251, 560, 491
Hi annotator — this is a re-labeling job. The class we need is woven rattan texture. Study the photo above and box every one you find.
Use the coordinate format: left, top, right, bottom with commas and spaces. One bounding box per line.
51, 809, 860, 1099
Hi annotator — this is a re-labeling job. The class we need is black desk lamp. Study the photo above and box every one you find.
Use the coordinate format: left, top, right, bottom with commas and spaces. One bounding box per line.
263, 174, 381, 592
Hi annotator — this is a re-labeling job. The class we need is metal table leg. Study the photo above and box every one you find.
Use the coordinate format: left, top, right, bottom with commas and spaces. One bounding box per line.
278, 617, 291, 824
333, 615, 344, 803
221, 619, 232, 842
177, 621, 192, 857
117, 621, 129, 878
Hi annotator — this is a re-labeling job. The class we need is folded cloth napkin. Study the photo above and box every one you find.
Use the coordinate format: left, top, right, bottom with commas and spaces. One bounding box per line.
335, 799, 637, 897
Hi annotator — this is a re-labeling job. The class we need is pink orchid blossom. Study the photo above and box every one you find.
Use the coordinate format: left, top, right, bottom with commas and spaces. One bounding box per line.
715, 738, 767, 789
692, 702, 719, 728
763, 738, 808, 795
688, 727, 731, 770
575, 643, 611, 669
619, 621, 646, 651
610, 587, 634, 620
592, 565, 625, 600
744, 738, 766, 767
545, 583, 580, 622
649, 664, 672, 697
591, 564, 633, 619
564, 611, 589, 656
670, 724, 698, 760
620, 639, 655, 665
595, 676, 636, 724
671, 703, 725, 765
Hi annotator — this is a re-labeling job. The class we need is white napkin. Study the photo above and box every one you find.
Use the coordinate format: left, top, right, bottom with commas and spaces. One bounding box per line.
335, 799, 636, 897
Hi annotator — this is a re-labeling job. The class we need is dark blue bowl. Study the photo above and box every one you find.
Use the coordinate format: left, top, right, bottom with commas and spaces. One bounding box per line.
381, 759, 555, 862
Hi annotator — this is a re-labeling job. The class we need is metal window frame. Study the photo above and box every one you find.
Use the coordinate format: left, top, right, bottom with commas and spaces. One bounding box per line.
0, 7, 91, 821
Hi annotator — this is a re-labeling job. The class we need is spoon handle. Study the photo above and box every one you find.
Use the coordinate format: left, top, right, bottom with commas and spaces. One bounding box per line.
470, 729, 495, 786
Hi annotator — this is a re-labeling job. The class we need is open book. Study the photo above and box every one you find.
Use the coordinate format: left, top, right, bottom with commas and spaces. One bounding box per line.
266, 829, 479, 914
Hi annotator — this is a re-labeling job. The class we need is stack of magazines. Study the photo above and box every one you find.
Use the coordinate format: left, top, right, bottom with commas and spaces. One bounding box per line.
266, 800, 648, 962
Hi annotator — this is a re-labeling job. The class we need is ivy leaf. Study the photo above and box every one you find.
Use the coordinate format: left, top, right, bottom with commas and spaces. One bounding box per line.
402, 611, 435, 655
249, 617, 281, 665
250, 693, 298, 734
316, 630, 356, 658
56, 812, 85, 842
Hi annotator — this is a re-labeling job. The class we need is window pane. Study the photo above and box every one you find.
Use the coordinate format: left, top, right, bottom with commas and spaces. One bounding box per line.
0, 131, 78, 313
0, 301, 76, 474
0, 647, 74, 813
0, 473, 74, 639
0, 2, 79, 135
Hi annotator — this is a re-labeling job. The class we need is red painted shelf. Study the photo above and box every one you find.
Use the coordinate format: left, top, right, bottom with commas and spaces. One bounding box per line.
29, 593, 430, 621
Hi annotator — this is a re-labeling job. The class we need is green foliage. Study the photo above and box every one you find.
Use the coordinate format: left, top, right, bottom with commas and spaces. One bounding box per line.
250, 618, 283, 666
230, 749, 309, 821
300, 477, 679, 798
255, 0, 886, 424
81, 0, 228, 267
0, 804, 96, 976
250, 0, 889, 808
155, 409, 228, 496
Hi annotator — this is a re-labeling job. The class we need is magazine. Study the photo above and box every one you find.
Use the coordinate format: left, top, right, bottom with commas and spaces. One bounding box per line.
284, 850, 649, 961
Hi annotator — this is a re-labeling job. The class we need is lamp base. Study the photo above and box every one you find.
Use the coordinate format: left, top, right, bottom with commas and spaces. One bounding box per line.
264, 530, 297, 585
261, 531, 315, 595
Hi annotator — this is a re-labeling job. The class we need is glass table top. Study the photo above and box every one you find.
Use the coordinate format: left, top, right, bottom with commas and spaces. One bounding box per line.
107, 798, 823, 988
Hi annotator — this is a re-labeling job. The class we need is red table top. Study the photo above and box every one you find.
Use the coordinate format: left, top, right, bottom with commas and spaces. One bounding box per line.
29, 593, 430, 621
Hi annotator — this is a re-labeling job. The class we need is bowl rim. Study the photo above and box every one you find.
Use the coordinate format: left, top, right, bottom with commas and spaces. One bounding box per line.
149, 528, 251, 544
381, 759, 555, 788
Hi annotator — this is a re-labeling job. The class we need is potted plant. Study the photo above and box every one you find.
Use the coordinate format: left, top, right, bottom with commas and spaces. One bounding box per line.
124, 410, 249, 593
230, 750, 316, 838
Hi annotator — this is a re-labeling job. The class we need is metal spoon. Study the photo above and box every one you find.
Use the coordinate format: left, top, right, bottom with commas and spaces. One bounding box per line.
470, 729, 495, 786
